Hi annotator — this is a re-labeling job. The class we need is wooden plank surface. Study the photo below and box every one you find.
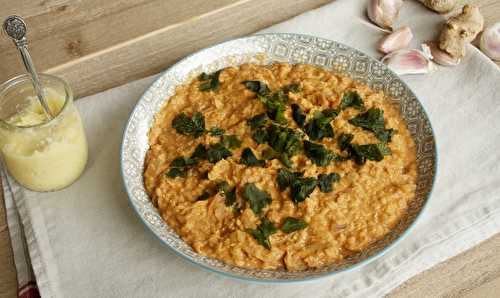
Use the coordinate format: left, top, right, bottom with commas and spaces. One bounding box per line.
0, 1, 499, 298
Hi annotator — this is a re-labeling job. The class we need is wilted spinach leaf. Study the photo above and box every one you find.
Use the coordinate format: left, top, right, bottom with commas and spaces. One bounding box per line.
350, 143, 391, 165
243, 81, 289, 124
267, 124, 302, 157
337, 133, 354, 151
165, 156, 198, 178
317, 173, 341, 193
281, 217, 308, 233
340, 91, 365, 110
291, 104, 306, 128
190, 144, 207, 161
276, 169, 304, 190
172, 112, 206, 138
166, 167, 186, 178
247, 113, 268, 129
240, 147, 266, 167
304, 109, 338, 141
207, 143, 232, 163
282, 83, 300, 94
258, 92, 288, 124
252, 128, 269, 144
221, 135, 242, 149
242, 183, 272, 216
247, 218, 278, 249
303, 140, 335, 167
242, 80, 271, 96
199, 70, 222, 92
349, 108, 395, 142
290, 177, 317, 203
215, 181, 237, 207
208, 127, 225, 136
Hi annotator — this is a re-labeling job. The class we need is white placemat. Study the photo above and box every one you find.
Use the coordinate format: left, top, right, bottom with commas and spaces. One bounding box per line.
3, 0, 500, 297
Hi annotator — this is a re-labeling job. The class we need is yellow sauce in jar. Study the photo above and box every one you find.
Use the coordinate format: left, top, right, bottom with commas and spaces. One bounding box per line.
0, 88, 88, 191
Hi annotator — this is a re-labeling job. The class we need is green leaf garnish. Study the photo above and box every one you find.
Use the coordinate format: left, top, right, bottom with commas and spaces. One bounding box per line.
252, 128, 269, 144
199, 70, 222, 92
259, 92, 288, 124
165, 156, 198, 178
191, 144, 208, 160
242, 80, 271, 96
247, 113, 268, 129
170, 156, 197, 167
276, 169, 304, 190
239, 147, 266, 167
303, 140, 335, 166
166, 167, 186, 178
207, 143, 232, 163
317, 173, 341, 193
304, 109, 338, 141
337, 133, 354, 151
172, 112, 206, 138
252, 124, 302, 167
290, 177, 317, 203
349, 108, 395, 142
291, 104, 306, 128
215, 181, 237, 207
282, 83, 300, 94
337, 134, 391, 165
208, 127, 225, 136
340, 91, 365, 110
221, 135, 242, 149
267, 124, 302, 158
243, 81, 289, 124
242, 183, 272, 216
246, 218, 278, 249
281, 217, 308, 233
350, 143, 391, 165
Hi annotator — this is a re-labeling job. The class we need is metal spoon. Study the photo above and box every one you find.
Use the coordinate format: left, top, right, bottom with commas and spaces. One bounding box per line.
3, 15, 54, 119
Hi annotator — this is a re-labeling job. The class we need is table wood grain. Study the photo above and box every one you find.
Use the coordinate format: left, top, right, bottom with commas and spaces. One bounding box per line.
0, 1, 499, 297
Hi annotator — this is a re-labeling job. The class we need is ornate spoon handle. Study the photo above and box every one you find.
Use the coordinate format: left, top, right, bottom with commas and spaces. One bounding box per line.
3, 15, 54, 119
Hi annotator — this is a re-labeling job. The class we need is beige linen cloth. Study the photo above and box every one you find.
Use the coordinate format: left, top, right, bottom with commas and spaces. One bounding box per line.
2, 0, 500, 297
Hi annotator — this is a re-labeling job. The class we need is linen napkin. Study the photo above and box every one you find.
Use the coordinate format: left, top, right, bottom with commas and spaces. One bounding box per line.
3, 0, 500, 297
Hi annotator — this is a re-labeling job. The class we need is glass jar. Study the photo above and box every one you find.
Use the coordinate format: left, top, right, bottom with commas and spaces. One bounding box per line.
0, 74, 88, 191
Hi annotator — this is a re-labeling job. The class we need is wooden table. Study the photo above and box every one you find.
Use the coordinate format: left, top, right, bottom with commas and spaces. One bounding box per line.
0, 1, 499, 297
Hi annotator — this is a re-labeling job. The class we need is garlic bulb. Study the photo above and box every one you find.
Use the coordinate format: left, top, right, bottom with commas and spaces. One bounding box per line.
381, 46, 434, 75
425, 42, 461, 66
378, 26, 413, 54
367, 0, 404, 30
480, 22, 500, 61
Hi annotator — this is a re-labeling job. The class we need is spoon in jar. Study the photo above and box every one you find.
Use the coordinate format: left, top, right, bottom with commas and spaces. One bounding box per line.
3, 15, 54, 119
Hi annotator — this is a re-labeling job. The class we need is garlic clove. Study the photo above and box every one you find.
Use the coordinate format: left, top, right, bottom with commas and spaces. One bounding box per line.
367, 0, 404, 30
381, 48, 434, 75
378, 26, 413, 54
358, 17, 392, 33
425, 41, 461, 66
480, 22, 500, 61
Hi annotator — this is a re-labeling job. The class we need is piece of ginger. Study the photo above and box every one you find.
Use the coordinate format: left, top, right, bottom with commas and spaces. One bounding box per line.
438, 4, 484, 58
417, 0, 459, 14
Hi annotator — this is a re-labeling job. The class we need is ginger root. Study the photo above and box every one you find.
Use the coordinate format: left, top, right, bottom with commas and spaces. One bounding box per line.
417, 0, 460, 14
438, 4, 484, 58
